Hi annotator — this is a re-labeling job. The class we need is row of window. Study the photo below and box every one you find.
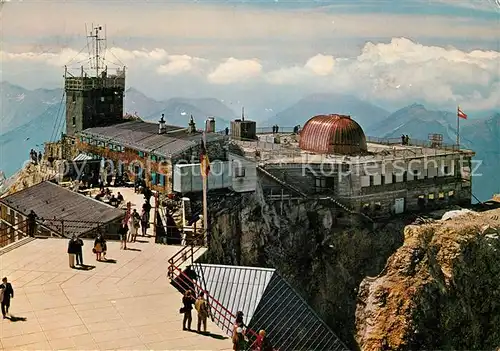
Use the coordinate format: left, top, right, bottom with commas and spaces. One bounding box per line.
361, 190, 456, 212
368, 167, 453, 186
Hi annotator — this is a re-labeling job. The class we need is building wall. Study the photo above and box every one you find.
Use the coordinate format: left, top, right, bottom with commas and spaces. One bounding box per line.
65, 84, 124, 136
230, 154, 257, 193
76, 136, 227, 194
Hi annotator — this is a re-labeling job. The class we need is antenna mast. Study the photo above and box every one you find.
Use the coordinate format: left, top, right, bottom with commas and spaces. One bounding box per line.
87, 25, 105, 77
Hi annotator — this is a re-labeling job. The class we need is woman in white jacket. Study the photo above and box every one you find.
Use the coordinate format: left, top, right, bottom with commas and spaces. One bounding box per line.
128, 209, 140, 242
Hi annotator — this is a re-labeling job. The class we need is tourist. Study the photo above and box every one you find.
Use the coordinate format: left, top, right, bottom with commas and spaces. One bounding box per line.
93, 233, 107, 261
67, 235, 78, 268
232, 310, 248, 350
128, 209, 141, 242
118, 222, 128, 250
142, 201, 152, 223
0, 277, 14, 319
109, 195, 118, 207
405, 135, 410, 145
195, 291, 209, 333
401, 134, 406, 145
140, 208, 148, 237
181, 290, 196, 331
75, 236, 84, 266
27, 210, 38, 237
116, 192, 124, 204
225, 127, 229, 135
255, 330, 274, 351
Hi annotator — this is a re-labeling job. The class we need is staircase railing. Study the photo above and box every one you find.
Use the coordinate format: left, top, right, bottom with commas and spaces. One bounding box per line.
167, 229, 208, 276
169, 264, 260, 349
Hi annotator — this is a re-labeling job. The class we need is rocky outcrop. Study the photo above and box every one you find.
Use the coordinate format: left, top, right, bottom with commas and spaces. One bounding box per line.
355, 209, 500, 350
0, 162, 58, 197
204, 183, 407, 348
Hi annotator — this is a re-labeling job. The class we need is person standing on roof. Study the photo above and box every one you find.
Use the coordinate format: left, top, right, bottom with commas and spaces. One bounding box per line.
27, 210, 38, 237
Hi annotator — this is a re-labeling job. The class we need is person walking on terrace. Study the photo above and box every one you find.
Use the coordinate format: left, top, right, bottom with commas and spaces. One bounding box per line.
140, 208, 148, 237
75, 236, 84, 266
0, 277, 14, 319
93, 233, 107, 261
67, 235, 78, 268
128, 209, 141, 242
195, 291, 209, 333
181, 290, 196, 331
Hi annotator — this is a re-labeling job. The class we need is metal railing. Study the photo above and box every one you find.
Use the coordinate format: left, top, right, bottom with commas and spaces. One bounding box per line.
169, 264, 260, 349
0, 219, 30, 248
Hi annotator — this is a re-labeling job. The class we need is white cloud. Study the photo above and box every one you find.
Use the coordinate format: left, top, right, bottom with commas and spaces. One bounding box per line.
265, 37, 500, 110
1, 37, 499, 111
157, 55, 207, 75
207, 58, 262, 84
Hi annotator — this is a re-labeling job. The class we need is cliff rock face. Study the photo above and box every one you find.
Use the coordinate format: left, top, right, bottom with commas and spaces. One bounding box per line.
205, 183, 407, 347
355, 209, 500, 350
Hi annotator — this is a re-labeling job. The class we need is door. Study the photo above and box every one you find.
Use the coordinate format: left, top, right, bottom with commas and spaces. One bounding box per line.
394, 198, 405, 214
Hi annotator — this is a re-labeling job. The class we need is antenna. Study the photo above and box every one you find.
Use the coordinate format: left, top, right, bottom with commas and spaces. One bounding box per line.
87, 25, 105, 77
241, 106, 245, 121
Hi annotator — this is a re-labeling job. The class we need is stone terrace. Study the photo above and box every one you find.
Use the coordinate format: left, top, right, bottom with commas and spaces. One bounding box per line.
0, 238, 231, 350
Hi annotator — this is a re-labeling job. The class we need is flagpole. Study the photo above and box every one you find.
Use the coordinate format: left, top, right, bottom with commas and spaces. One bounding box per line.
456, 106, 460, 149
202, 132, 208, 243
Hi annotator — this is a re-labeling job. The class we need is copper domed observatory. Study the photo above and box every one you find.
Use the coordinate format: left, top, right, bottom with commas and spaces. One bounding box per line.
299, 114, 368, 154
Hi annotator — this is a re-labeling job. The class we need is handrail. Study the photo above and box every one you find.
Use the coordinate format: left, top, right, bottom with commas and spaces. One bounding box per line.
0, 219, 31, 247
168, 230, 208, 268
170, 265, 259, 342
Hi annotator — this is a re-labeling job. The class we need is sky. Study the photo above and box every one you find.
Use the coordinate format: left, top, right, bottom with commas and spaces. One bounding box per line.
1, 0, 499, 113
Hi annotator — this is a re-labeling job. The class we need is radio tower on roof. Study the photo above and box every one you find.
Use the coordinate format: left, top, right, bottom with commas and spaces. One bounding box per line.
63, 24, 126, 138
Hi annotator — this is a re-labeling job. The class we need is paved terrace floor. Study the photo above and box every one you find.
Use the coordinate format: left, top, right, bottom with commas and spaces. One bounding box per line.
0, 239, 231, 350
0, 187, 231, 350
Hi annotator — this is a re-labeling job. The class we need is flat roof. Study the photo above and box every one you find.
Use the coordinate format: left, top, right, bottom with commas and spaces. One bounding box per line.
0, 182, 124, 236
236, 134, 474, 165
81, 121, 225, 157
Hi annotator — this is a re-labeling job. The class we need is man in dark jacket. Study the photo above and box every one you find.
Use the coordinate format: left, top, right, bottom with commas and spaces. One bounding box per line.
75, 237, 84, 266
67, 236, 78, 268
27, 210, 38, 237
0, 277, 14, 319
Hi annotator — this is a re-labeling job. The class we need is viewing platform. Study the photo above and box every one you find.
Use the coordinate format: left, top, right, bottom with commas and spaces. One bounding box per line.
0, 237, 230, 350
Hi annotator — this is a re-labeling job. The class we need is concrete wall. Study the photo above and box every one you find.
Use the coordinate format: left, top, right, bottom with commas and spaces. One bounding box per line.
230, 154, 257, 193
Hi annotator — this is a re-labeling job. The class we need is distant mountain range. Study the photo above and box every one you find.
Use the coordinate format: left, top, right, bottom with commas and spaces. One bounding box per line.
269, 93, 390, 130
1, 81, 498, 201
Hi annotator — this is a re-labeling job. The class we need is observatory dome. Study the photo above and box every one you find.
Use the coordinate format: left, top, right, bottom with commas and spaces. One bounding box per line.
299, 114, 367, 154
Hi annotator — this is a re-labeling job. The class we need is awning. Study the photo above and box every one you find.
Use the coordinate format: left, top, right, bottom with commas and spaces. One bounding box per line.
73, 153, 98, 162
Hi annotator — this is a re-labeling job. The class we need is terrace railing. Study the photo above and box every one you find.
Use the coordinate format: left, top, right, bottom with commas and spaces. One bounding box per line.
0, 219, 31, 249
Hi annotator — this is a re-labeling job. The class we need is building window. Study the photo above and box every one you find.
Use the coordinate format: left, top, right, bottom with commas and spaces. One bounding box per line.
72, 115, 76, 126
428, 193, 435, 201
151, 155, 157, 162
392, 173, 397, 183
315, 177, 326, 188
369, 175, 374, 186
381, 175, 385, 185
109, 143, 114, 150
444, 166, 449, 175
138, 151, 144, 158
439, 192, 444, 199
374, 202, 382, 211
362, 203, 370, 213
235, 166, 246, 178
151, 172, 157, 185
448, 190, 455, 197
159, 174, 165, 186
403, 171, 407, 182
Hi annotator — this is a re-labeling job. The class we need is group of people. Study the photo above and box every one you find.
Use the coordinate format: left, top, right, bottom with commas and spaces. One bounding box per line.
401, 134, 410, 145
118, 192, 152, 250
180, 290, 274, 351
95, 187, 124, 208
67, 233, 108, 266
29, 149, 42, 165
271, 125, 280, 133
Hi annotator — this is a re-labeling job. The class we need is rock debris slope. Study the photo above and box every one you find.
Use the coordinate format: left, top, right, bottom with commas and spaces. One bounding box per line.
356, 209, 500, 350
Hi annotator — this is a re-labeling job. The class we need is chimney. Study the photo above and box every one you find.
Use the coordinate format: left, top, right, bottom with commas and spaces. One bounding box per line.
188, 115, 196, 134
205, 117, 215, 133
241, 107, 245, 121
158, 114, 166, 134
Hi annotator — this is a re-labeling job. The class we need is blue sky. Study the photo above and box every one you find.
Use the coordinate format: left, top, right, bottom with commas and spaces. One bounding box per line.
1, 0, 499, 113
